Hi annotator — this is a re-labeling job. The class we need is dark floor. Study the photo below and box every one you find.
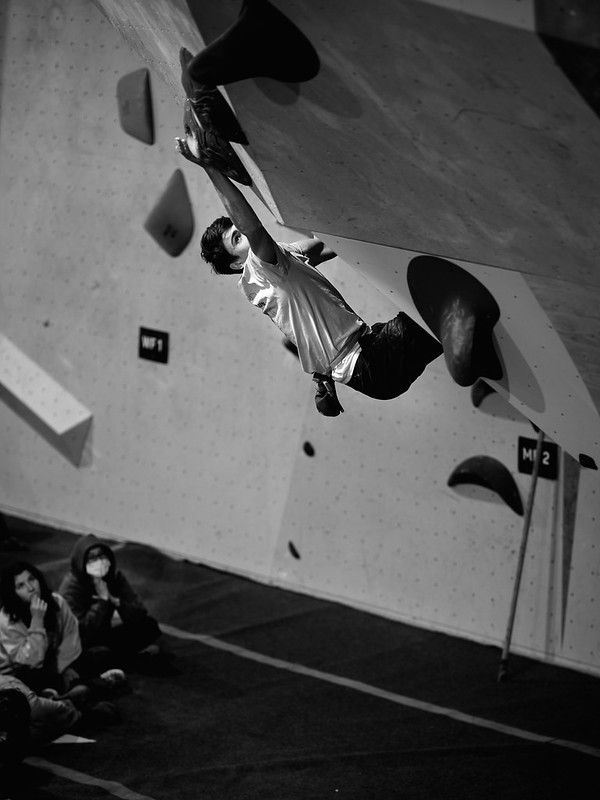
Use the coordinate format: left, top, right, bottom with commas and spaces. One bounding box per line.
1, 515, 599, 799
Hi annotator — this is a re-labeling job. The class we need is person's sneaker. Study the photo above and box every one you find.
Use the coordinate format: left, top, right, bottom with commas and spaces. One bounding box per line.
140, 643, 160, 657
39, 687, 59, 700
60, 684, 91, 710
99, 668, 127, 689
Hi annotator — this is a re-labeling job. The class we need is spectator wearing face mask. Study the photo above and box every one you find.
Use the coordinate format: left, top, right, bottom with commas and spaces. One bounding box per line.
59, 536, 162, 672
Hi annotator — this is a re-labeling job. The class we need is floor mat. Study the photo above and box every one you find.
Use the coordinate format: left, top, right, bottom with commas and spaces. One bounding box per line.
1, 518, 599, 799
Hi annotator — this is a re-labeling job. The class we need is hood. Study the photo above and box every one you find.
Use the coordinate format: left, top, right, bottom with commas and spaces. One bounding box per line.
69, 533, 116, 579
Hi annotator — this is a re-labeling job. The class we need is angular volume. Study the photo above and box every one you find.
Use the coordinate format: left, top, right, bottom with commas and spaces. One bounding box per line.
117, 68, 154, 145
144, 170, 194, 257
0, 334, 92, 467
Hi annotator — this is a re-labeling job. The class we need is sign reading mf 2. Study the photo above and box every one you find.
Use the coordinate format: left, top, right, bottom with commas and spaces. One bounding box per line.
138, 327, 169, 364
518, 436, 558, 480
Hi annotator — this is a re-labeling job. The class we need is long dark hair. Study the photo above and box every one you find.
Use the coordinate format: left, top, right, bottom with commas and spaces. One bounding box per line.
0, 561, 59, 632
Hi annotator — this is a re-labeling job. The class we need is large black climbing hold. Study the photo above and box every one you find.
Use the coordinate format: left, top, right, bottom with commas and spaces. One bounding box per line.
179, 47, 248, 145
448, 455, 524, 516
408, 256, 502, 387
116, 68, 154, 145
471, 379, 496, 408
144, 170, 194, 257
188, 0, 320, 87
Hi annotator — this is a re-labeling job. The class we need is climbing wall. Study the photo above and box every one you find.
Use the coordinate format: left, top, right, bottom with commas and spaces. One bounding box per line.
0, 0, 307, 578
1, 0, 600, 677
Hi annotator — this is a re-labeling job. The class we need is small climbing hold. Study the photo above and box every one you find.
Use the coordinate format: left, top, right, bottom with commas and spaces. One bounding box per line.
288, 541, 300, 559
282, 337, 299, 358
303, 441, 315, 457
579, 453, 598, 470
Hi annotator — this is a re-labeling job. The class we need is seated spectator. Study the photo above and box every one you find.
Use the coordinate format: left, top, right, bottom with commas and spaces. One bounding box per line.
0, 562, 125, 710
59, 536, 164, 672
0, 682, 30, 768
0, 674, 80, 749
0, 562, 82, 695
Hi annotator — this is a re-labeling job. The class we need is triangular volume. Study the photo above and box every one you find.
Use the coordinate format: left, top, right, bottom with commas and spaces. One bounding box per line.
117, 68, 154, 145
144, 170, 195, 257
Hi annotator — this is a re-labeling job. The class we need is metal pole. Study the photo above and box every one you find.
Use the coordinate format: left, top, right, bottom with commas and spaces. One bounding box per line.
497, 427, 545, 682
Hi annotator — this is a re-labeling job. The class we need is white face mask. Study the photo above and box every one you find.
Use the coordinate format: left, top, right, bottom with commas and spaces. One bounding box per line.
86, 557, 111, 579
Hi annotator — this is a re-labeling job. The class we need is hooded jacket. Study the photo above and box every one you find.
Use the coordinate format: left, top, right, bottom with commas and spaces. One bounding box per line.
58, 534, 148, 646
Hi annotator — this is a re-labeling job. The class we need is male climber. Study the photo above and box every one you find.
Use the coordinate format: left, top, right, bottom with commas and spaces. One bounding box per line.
176, 46, 445, 415
177, 144, 442, 415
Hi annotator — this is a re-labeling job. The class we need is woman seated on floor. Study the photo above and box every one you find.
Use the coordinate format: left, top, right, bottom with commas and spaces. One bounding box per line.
0, 561, 124, 716
59, 535, 166, 673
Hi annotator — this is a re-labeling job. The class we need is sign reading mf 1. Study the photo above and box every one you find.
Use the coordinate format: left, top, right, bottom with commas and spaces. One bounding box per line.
139, 327, 169, 363
518, 436, 558, 480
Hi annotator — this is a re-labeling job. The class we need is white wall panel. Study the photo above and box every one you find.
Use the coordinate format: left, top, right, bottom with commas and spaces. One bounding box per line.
0, 0, 308, 577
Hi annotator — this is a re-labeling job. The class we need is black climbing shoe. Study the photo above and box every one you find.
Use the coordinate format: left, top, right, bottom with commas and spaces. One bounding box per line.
177, 98, 252, 186
179, 47, 248, 145
313, 373, 344, 417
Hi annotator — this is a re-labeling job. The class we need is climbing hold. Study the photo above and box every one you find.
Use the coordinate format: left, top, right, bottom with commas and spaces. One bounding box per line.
579, 453, 598, 470
288, 541, 301, 559
144, 170, 194, 257
179, 47, 248, 145
471, 380, 496, 408
303, 441, 315, 457
188, 0, 320, 87
116, 68, 154, 145
448, 455, 524, 515
408, 256, 502, 387
282, 337, 299, 358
